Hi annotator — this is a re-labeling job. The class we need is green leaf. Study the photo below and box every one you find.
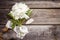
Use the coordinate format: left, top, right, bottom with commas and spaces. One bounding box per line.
18, 18, 25, 26
8, 13, 15, 19
19, 9, 32, 24
10, 19, 17, 29
26, 9, 32, 16
8, 9, 32, 29
11, 23, 16, 29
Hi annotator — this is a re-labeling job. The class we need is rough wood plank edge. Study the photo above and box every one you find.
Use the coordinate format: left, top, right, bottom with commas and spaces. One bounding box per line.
0, 1, 60, 9
0, 9, 60, 24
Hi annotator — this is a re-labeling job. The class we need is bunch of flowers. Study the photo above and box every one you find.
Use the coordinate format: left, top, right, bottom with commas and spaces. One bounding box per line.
6, 3, 34, 39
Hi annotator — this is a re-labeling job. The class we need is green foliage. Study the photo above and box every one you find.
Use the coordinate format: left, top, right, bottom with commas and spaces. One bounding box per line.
8, 9, 32, 29
26, 9, 32, 16
8, 13, 15, 19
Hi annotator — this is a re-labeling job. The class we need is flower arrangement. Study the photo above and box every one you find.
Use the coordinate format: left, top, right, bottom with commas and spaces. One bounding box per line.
6, 2, 34, 39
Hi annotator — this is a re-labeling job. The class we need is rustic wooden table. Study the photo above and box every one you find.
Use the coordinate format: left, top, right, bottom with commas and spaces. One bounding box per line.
0, 0, 60, 40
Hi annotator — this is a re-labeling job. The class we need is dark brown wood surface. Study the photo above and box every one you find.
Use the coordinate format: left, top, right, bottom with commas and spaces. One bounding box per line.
0, 0, 60, 40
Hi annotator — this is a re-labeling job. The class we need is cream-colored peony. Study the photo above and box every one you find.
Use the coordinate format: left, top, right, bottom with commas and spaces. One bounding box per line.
6, 20, 12, 29
14, 26, 29, 39
10, 3, 29, 20
26, 18, 34, 24
6, 2, 34, 39
6, 20, 29, 39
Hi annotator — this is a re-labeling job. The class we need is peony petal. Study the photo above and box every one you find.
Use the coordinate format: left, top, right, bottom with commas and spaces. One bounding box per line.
20, 33, 26, 39
24, 14, 29, 19
14, 25, 29, 39
14, 26, 20, 33
6, 20, 12, 29
20, 26, 29, 33
16, 33, 21, 38
26, 18, 34, 24
10, 3, 30, 20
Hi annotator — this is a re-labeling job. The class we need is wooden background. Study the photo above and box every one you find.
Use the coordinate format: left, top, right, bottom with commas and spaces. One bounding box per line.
0, 0, 60, 40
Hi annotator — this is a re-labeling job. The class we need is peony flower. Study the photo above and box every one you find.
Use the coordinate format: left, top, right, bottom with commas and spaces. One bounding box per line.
14, 25, 28, 39
12, 3, 29, 12
6, 2, 33, 39
9, 3, 29, 20
6, 21, 29, 39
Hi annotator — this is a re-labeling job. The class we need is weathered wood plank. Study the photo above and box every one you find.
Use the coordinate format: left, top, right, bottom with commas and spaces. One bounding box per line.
55, 25, 60, 40
11, 0, 60, 1
0, 25, 5, 32
21, 25, 55, 40
0, 0, 53, 2
1, 0, 60, 2
0, 1, 60, 9
0, 9, 60, 24
0, 9, 9, 25
0, 25, 55, 40
31, 9, 60, 24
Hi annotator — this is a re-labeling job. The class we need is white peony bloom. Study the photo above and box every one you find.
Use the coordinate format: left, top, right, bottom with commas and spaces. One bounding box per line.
6, 2, 32, 39
14, 25, 29, 39
12, 3, 29, 12
6, 20, 12, 29
10, 3, 29, 20
6, 21, 29, 39
19, 13, 29, 19
26, 18, 34, 24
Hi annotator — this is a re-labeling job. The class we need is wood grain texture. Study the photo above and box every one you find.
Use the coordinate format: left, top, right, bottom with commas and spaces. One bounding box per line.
0, 0, 60, 40
0, 9, 60, 24
0, 25, 6, 32
0, 0, 53, 2
22, 25, 55, 40
9, 0, 53, 1
55, 25, 60, 40
2, 29, 17, 40
0, 25, 55, 40
0, 0, 60, 2
0, 1, 60, 9
31, 9, 60, 24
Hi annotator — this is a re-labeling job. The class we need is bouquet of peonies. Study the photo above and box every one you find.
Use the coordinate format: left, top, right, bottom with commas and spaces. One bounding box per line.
6, 3, 34, 39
